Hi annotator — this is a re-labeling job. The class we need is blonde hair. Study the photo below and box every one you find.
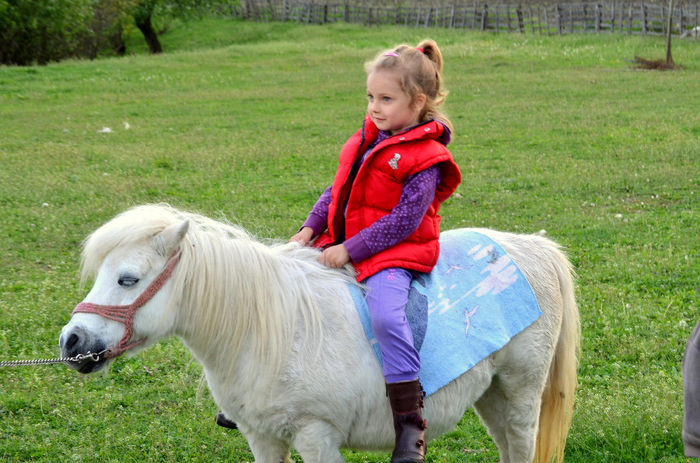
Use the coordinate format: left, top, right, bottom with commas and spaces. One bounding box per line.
365, 39, 452, 132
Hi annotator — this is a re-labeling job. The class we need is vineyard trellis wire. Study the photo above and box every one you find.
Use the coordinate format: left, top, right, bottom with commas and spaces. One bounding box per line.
232, 0, 700, 37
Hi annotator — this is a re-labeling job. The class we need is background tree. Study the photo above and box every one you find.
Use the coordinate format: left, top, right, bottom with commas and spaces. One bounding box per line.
0, 0, 238, 64
665, 0, 675, 66
91, 0, 137, 57
132, 0, 163, 53
129, 0, 239, 54
0, 0, 94, 65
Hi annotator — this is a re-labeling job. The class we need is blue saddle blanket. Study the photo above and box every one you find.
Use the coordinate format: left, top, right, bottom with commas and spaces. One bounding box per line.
350, 229, 542, 397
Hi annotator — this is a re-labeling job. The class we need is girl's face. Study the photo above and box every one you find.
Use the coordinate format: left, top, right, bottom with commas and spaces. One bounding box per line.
366, 70, 426, 135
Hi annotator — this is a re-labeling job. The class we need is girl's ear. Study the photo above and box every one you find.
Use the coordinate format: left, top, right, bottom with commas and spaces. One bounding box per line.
412, 93, 427, 113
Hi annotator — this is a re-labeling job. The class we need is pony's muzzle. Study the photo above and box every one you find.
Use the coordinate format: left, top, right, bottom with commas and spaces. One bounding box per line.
59, 324, 108, 373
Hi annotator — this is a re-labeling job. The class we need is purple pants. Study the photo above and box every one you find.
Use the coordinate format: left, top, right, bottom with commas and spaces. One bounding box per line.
364, 268, 420, 383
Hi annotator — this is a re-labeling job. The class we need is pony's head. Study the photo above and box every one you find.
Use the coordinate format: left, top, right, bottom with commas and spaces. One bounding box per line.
60, 205, 189, 373
59, 203, 329, 385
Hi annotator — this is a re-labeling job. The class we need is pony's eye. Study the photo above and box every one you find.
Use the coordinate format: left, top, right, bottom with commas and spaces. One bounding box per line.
118, 275, 140, 287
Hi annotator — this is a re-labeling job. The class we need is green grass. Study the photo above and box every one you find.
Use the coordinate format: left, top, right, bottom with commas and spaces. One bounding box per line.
1, 17, 698, 462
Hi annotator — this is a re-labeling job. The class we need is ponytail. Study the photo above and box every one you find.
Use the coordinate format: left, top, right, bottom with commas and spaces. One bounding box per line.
417, 39, 443, 75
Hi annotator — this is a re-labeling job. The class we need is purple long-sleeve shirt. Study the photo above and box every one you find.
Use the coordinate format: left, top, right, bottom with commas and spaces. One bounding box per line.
303, 129, 442, 263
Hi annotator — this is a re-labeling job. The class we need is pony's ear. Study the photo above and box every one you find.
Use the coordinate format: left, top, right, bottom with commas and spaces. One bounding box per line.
153, 220, 189, 257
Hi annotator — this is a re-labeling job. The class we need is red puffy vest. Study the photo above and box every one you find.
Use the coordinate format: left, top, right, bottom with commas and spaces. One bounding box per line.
315, 116, 462, 281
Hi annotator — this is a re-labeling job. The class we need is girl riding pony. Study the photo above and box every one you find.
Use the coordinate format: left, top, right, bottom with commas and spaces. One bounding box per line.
291, 39, 461, 463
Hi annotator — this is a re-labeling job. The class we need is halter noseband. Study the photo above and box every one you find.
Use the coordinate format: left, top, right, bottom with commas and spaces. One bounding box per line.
72, 250, 182, 359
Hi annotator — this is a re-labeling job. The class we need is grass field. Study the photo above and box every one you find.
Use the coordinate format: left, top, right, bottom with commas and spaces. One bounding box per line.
1, 18, 698, 462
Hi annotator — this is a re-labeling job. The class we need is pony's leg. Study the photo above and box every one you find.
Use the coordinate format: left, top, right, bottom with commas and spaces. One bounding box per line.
245, 431, 292, 463
473, 380, 511, 463
291, 420, 345, 463
497, 374, 544, 463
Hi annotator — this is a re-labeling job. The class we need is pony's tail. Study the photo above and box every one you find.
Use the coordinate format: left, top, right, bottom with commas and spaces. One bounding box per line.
533, 245, 580, 463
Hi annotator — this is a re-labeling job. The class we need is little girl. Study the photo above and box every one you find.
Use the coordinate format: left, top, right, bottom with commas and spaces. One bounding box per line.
291, 39, 461, 463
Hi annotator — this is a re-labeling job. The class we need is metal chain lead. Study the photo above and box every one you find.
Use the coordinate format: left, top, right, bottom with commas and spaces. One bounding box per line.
0, 350, 106, 367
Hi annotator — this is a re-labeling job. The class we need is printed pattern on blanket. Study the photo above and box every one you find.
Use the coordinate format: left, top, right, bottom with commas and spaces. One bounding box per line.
349, 229, 542, 396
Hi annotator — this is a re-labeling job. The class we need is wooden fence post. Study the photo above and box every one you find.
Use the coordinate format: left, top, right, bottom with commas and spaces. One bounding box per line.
481, 4, 489, 31
596, 4, 602, 31
569, 4, 574, 33
506, 4, 511, 31
660, 3, 665, 36
532, 5, 538, 34
628, 3, 633, 34
641, 4, 647, 34
494, 4, 500, 31
556, 4, 563, 34
611, 2, 615, 32
533, 5, 538, 34
517, 5, 524, 32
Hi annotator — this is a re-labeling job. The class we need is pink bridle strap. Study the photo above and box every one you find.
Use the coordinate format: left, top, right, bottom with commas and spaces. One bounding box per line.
72, 250, 182, 359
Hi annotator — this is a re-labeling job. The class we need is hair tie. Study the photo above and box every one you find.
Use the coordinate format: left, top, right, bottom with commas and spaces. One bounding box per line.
384, 51, 399, 57
416, 47, 424, 54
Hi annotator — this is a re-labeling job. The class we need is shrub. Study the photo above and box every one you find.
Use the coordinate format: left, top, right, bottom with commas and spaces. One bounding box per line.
0, 0, 97, 65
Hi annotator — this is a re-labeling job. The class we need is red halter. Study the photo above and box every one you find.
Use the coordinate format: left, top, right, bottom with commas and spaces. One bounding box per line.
72, 250, 181, 359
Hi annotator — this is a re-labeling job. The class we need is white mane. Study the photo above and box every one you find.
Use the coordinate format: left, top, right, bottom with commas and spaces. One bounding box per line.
80, 203, 356, 387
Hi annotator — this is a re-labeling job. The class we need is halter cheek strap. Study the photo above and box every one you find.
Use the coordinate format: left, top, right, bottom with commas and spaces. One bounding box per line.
72, 250, 182, 359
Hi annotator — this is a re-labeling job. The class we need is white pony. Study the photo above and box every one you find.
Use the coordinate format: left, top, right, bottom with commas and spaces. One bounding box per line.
60, 204, 579, 463
681, 26, 700, 38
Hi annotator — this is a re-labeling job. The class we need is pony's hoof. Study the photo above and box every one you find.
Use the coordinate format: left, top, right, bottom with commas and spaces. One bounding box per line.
215, 413, 238, 430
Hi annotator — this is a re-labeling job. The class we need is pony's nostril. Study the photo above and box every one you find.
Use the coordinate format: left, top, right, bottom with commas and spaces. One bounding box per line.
65, 332, 80, 351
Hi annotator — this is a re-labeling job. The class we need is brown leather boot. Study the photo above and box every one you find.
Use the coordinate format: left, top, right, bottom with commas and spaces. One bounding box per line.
386, 380, 427, 463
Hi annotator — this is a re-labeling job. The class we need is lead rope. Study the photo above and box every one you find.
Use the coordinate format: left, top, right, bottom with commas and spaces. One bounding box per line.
0, 350, 106, 367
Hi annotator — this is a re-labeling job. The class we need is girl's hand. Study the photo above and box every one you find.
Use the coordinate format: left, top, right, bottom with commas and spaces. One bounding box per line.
319, 244, 350, 268
290, 227, 314, 245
